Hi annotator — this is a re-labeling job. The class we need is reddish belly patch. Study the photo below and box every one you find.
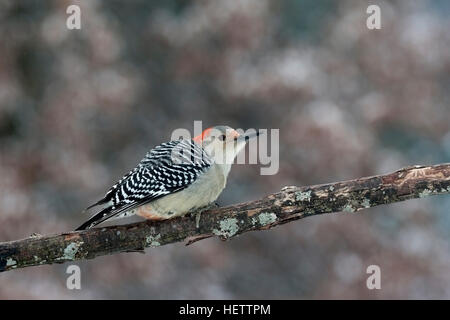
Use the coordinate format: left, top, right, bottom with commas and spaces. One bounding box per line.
136, 205, 165, 220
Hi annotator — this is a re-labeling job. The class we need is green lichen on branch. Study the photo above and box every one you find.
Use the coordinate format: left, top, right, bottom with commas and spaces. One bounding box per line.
58, 241, 84, 261
213, 218, 239, 239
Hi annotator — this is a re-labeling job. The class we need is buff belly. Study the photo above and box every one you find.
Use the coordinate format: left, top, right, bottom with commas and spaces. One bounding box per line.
117, 164, 227, 220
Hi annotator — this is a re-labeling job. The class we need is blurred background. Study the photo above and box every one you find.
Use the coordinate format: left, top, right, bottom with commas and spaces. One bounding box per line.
1, 0, 450, 299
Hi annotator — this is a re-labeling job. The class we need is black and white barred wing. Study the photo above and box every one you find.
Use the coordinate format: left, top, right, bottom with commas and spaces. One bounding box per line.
76, 139, 212, 230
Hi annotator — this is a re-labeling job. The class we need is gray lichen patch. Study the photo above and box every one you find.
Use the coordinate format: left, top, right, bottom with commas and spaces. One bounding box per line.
6, 258, 17, 268
419, 189, 432, 198
295, 190, 312, 202
342, 203, 356, 213
59, 241, 84, 261
145, 234, 161, 247
257, 212, 277, 226
213, 218, 239, 239
362, 198, 371, 208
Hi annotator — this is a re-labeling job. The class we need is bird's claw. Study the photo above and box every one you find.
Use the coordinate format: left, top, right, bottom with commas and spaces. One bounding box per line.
195, 211, 202, 229
189, 202, 220, 229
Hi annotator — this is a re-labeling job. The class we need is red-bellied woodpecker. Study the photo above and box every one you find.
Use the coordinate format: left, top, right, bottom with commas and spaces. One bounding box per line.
76, 126, 259, 230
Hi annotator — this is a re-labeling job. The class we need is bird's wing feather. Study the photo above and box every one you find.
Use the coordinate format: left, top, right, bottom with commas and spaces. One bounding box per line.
77, 140, 211, 230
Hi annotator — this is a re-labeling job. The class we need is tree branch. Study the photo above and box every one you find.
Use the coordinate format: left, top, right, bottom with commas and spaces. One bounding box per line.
1, 163, 450, 272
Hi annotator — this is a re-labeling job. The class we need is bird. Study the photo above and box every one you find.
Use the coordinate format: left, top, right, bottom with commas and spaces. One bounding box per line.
75, 125, 259, 230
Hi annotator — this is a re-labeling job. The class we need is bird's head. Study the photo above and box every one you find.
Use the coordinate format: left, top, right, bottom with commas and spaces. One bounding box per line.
193, 125, 259, 165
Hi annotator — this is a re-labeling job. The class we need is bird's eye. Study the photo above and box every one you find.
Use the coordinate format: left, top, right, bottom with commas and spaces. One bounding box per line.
218, 134, 226, 141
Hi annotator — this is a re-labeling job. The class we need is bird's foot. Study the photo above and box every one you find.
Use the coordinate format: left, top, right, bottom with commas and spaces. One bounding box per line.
189, 202, 220, 229
206, 202, 220, 210
195, 211, 202, 229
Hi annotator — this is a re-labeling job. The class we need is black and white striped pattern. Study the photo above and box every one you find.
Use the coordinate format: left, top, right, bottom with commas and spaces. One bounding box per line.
76, 139, 212, 230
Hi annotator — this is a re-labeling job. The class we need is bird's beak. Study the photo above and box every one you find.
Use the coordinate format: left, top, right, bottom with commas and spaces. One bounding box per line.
235, 131, 260, 143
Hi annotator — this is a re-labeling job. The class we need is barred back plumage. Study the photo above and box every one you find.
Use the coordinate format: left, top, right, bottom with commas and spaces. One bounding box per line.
76, 139, 212, 230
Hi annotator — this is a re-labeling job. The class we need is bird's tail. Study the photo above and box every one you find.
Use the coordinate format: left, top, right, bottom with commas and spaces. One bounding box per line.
83, 197, 110, 213
75, 207, 114, 231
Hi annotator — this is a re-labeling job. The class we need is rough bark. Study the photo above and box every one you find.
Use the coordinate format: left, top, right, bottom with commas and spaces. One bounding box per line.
1, 163, 450, 273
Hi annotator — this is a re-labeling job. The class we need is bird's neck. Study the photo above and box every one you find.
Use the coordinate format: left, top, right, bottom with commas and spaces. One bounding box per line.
215, 162, 232, 178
